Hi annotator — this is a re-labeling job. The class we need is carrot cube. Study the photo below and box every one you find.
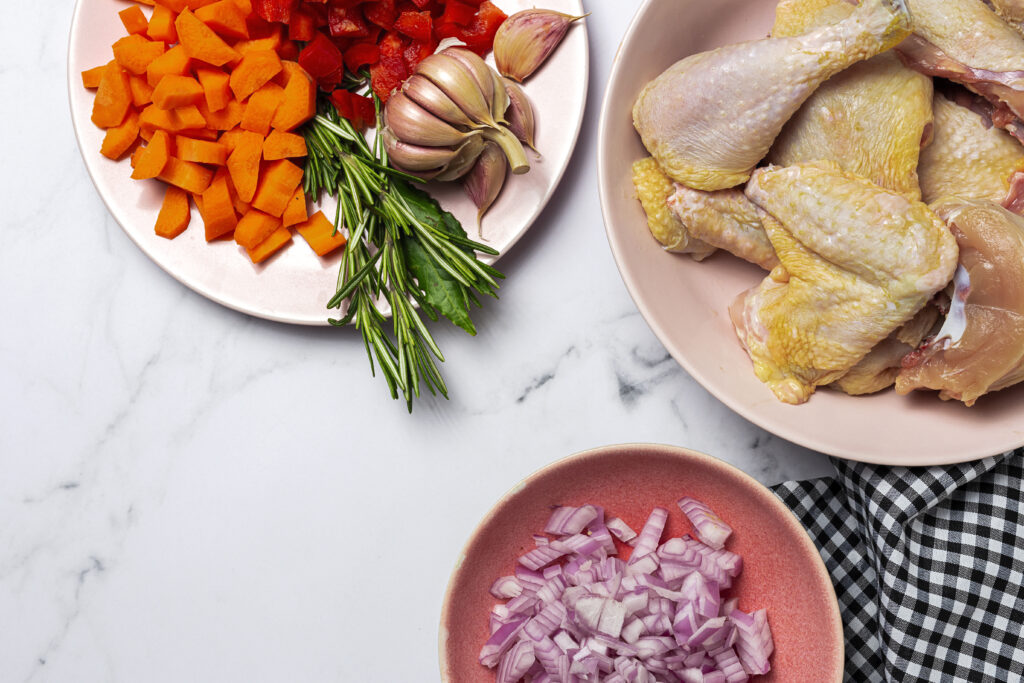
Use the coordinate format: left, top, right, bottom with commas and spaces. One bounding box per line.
263, 129, 307, 160
131, 129, 172, 179
200, 170, 238, 240
240, 82, 284, 136
81, 65, 106, 89
147, 5, 179, 43
195, 0, 250, 40
234, 208, 281, 249
113, 34, 166, 76
280, 187, 308, 227
251, 159, 303, 217
176, 9, 239, 67
176, 136, 228, 165
296, 210, 347, 256
151, 75, 205, 109
226, 130, 264, 202
158, 157, 214, 194
119, 6, 150, 35
246, 226, 292, 263
91, 61, 132, 129
270, 61, 315, 131
155, 186, 191, 239
146, 45, 192, 88
195, 66, 231, 112
100, 108, 141, 160
229, 50, 282, 101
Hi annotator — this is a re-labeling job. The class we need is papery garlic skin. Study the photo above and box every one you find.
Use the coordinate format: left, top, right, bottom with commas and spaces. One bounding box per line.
493, 9, 584, 83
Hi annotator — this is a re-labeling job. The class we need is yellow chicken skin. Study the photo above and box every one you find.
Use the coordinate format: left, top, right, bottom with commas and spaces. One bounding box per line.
631, 0, 911, 191
919, 92, 1024, 204
769, 0, 933, 201
732, 162, 959, 404
631, 157, 716, 259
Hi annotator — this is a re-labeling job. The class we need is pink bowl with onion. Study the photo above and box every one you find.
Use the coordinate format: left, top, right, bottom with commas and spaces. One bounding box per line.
438, 443, 843, 682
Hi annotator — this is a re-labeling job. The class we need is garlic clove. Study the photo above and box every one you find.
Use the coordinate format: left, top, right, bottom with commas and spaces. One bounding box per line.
441, 47, 496, 112
489, 67, 510, 125
463, 141, 508, 229
435, 134, 487, 182
502, 78, 537, 152
493, 9, 585, 82
402, 74, 478, 130
415, 53, 496, 128
482, 125, 530, 175
382, 127, 460, 173
384, 91, 471, 148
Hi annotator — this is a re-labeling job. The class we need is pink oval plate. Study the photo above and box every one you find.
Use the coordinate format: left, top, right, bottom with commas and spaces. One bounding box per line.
439, 443, 844, 683
68, 0, 587, 325
597, 0, 1024, 465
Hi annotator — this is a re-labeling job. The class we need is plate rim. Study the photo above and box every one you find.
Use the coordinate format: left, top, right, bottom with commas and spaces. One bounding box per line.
436, 442, 845, 683
67, 0, 589, 326
596, 0, 1024, 465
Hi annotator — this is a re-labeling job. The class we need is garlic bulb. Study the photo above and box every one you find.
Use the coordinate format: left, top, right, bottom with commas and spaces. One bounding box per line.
382, 50, 530, 190
493, 9, 585, 83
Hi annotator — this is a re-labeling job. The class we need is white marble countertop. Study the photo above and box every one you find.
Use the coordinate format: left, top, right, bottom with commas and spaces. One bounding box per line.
2, 1, 833, 680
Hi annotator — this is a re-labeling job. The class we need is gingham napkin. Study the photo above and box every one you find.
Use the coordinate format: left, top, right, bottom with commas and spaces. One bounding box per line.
772, 448, 1024, 683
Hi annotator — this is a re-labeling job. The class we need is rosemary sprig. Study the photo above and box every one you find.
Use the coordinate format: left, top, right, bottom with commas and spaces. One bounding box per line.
302, 99, 502, 411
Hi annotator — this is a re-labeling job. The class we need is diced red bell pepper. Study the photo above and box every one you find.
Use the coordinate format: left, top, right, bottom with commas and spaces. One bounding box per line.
458, 1, 507, 55
288, 7, 315, 41
278, 39, 300, 60
403, 37, 436, 72
246, 15, 280, 39
369, 32, 409, 101
254, 0, 298, 23
344, 40, 381, 72
298, 31, 345, 88
439, 0, 476, 27
393, 10, 432, 42
364, 0, 397, 30
435, 21, 460, 39
408, 0, 432, 8
328, 6, 371, 38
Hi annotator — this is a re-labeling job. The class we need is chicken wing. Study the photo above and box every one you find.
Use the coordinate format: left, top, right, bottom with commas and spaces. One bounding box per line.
631, 157, 716, 259
896, 199, 1024, 404
632, 0, 911, 191
732, 162, 958, 404
769, 0, 933, 200
666, 186, 779, 270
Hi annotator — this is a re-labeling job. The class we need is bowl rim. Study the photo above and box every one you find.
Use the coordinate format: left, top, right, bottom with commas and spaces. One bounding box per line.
437, 442, 845, 683
595, 0, 1024, 465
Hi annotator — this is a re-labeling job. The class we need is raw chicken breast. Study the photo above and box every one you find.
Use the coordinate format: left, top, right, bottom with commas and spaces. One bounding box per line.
896, 199, 1024, 405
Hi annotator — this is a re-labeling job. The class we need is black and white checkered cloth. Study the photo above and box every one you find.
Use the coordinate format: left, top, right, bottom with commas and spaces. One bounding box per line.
772, 448, 1024, 683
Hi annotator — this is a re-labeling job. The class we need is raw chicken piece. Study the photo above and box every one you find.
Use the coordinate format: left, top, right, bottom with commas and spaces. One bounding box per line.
770, 0, 933, 200
988, 0, 1024, 24
631, 0, 911, 191
732, 162, 958, 404
897, 0, 1024, 139
896, 199, 1024, 405
919, 90, 1024, 204
666, 186, 779, 270
631, 157, 716, 259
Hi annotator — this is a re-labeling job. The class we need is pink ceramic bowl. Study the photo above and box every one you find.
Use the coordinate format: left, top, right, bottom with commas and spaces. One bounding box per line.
439, 444, 843, 682
597, 0, 1024, 465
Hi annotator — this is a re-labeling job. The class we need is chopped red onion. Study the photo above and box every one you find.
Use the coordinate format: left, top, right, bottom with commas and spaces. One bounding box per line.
479, 497, 774, 681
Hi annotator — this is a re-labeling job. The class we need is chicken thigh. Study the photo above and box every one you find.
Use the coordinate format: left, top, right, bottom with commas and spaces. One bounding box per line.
666, 186, 779, 269
732, 162, 958, 404
632, 0, 911, 191
896, 199, 1024, 404
769, 0, 933, 200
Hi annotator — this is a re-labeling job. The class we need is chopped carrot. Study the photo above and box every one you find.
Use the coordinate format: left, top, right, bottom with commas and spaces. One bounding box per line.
159, 156, 214, 194
154, 0, 189, 12
226, 130, 264, 202
113, 34, 166, 76
146, 45, 192, 88
296, 211, 348, 257
229, 49, 282, 101
200, 170, 238, 240
177, 136, 228, 165
119, 6, 150, 35
246, 226, 292, 263
100, 108, 141, 160
218, 126, 245, 152
280, 187, 308, 228
194, 66, 231, 112
131, 129, 172, 179
81, 65, 105, 89
231, 0, 253, 15
128, 75, 155, 107
139, 103, 207, 133
240, 82, 284, 136
251, 159, 303, 217
198, 98, 244, 130
195, 0, 249, 40
230, 29, 281, 66
147, 5, 179, 43
92, 61, 132, 129
270, 61, 316, 131
263, 129, 307, 160
234, 208, 281, 249
175, 9, 239, 67
151, 74, 204, 109
155, 186, 191, 239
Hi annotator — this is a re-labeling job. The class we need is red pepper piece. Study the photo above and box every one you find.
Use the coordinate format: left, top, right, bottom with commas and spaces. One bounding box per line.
402, 37, 436, 72
408, 0, 432, 8
329, 89, 354, 119
440, 0, 477, 27
298, 31, 345, 88
457, 0, 507, 55
393, 10, 433, 42
351, 93, 375, 128
253, 0, 298, 23
288, 7, 315, 41
328, 6, 371, 38
364, 0, 397, 30
344, 41, 381, 72
435, 21, 460, 39
369, 31, 409, 102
